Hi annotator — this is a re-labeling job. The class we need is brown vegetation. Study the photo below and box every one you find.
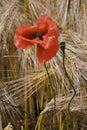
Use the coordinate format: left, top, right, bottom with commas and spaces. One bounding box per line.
0, 0, 87, 130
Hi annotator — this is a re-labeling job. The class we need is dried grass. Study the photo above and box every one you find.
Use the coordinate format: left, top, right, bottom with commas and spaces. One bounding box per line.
0, 0, 87, 129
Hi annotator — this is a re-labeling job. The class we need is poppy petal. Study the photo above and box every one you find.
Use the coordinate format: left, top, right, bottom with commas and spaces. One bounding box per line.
15, 24, 47, 37
14, 25, 43, 49
44, 27, 60, 39
14, 34, 35, 49
37, 36, 59, 66
37, 27, 60, 49
36, 15, 56, 28
15, 25, 40, 37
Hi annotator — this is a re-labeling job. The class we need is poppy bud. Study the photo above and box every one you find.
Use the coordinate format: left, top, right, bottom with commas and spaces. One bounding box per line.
60, 42, 66, 51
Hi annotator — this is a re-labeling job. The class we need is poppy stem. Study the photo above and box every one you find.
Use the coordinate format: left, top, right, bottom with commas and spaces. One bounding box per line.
60, 42, 76, 129
44, 63, 56, 113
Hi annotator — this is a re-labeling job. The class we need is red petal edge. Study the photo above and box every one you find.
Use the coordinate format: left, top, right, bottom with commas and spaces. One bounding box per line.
37, 36, 59, 66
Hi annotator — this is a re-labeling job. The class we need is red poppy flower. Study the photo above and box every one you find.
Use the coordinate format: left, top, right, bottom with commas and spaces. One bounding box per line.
14, 15, 60, 66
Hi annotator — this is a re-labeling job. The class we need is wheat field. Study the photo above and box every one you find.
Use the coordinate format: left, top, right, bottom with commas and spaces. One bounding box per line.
0, 0, 87, 130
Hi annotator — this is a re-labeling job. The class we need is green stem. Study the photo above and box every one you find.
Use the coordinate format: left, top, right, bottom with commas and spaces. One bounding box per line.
62, 50, 76, 128
44, 63, 56, 113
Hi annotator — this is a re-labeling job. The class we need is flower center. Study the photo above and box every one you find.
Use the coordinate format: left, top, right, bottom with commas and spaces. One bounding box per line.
34, 32, 43, 40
